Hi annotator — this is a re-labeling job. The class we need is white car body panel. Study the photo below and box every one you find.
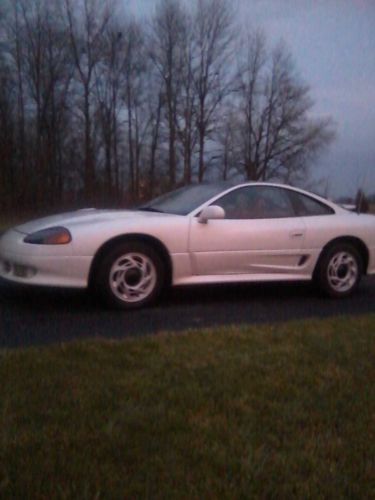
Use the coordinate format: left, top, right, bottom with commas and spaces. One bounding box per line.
0, 211, 192, 287
301, 212, 375, 275
0, 183, 374, 292
188, 216, 306, 275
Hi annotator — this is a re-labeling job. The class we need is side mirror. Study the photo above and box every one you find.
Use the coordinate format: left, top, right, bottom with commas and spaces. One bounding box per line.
198, 205, 225, 224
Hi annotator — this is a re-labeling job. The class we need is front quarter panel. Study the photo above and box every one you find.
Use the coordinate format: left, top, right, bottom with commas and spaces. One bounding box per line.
69, 215, 190, 255
68, 215, 192, 284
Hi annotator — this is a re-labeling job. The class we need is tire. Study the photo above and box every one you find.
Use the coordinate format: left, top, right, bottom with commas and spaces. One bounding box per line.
94, 241, 165, 309
315, 243, 362, 298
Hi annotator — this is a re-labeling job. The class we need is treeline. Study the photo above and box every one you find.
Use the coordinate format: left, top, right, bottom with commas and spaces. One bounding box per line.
0, 0, 334, 212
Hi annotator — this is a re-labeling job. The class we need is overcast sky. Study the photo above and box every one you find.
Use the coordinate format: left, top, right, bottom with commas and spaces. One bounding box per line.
124, 0, 375, 197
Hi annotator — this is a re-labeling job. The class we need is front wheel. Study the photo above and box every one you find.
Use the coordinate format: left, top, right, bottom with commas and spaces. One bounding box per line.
94, 242, 165, 309
316, 243, 362, 297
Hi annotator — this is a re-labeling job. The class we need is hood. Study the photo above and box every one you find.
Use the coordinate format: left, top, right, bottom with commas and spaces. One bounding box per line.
15, 208, 173, 234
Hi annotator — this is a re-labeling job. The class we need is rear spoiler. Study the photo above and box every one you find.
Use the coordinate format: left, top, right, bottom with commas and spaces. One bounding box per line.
340, 204, 356, 212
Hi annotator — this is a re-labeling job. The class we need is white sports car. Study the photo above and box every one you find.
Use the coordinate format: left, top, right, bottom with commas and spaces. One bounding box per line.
0, 183, 374, 308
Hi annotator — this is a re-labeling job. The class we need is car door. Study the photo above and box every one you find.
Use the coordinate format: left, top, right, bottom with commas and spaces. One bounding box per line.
189, 186, 306, 276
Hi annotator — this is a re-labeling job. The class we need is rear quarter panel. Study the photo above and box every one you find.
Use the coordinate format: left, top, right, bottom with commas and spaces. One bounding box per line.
303, 212, 375, 273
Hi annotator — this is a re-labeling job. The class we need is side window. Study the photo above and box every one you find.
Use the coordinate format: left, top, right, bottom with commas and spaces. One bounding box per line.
259, 187, 295, 218
288, 191, 334, 216
213, 186, 295, 219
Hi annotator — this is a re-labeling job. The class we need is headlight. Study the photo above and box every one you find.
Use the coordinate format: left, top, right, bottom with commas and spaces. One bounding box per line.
24, 227, 72, 245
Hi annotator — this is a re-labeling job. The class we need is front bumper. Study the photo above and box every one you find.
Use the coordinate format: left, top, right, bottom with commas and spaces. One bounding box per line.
0, 229, 90, 288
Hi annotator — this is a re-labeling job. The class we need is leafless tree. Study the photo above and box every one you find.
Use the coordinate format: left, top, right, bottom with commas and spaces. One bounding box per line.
234, 32, 335, 183
175, 10, 197, 185
64, 0, 112, 203
2, 0, 73, 208
0, 0, 337, 214
17, 0, 73, 205
355, 188, 370, 213
4, 0, 28, 203
149, 0, 187, 188
146, 89, 164, 197
214, 109, 240, 180
93, 21, 127, 201
121, 21, 149, 200
0, 50, 17, 210
193, 0, 235, 182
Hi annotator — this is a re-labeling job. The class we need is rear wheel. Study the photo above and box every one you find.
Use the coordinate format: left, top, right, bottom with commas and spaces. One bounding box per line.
316, 243, 362, 297
94, 242, 165, 309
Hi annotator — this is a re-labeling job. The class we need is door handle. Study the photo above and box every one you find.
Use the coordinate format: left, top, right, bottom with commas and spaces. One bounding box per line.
290, 231, 304, 238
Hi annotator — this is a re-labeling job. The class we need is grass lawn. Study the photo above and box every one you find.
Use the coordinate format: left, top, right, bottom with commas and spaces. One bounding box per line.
1, 315, 375, 499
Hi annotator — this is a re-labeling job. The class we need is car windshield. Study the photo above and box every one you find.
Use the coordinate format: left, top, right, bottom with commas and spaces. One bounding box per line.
138, 184, 229, 215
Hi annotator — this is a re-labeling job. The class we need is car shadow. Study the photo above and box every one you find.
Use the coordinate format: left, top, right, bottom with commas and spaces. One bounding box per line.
1, 276, 372, 313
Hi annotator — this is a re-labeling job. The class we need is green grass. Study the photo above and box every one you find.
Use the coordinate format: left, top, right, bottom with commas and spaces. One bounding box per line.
1, 315, 375, 499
